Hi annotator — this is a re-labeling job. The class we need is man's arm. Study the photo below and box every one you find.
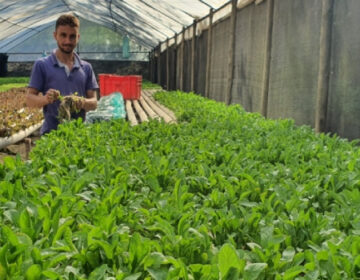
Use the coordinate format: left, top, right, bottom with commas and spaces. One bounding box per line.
81, 89, 97, 112
26, 87, 59, 108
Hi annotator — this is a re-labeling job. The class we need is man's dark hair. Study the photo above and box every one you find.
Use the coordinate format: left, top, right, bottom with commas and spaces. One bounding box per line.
55, 14, 80, 30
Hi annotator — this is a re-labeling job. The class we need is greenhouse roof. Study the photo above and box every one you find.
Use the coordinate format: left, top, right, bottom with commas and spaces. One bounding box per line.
0, 0, 243, 53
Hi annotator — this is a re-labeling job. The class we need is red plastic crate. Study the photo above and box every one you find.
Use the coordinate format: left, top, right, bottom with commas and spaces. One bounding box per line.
99, 74, 142, 100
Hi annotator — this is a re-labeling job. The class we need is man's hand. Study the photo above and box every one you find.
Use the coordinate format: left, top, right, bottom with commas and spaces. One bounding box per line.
44, 89, 60, 104
26, 87, 60, 108
74, 97, 85, 111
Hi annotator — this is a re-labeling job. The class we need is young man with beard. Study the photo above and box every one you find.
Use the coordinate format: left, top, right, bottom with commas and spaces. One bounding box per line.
26, 14, 98, 135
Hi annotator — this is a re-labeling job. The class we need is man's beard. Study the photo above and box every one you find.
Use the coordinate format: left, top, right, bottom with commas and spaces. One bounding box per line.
58, 44, 74, 54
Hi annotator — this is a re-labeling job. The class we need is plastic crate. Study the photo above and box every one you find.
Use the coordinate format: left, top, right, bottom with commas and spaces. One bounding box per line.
99, 74, 142, 100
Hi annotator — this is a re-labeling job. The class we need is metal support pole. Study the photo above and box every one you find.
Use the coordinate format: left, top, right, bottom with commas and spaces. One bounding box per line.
179, 27, 185, 91
205, 9, 214, 98
191, 19, 197, 92
315, 0, 334, 133
166, 38, 170, 90
260, 0, 274, 117
157, 46, 161, 86
225, 0, 237, 105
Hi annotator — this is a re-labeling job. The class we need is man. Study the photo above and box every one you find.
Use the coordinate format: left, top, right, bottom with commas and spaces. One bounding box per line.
26, 14, 98, 135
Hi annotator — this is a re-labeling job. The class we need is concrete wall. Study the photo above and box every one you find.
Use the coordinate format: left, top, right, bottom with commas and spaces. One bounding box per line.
7, 62, 33, 77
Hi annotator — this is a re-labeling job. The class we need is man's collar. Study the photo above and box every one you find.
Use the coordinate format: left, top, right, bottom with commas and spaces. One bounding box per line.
51, 49, 83, 67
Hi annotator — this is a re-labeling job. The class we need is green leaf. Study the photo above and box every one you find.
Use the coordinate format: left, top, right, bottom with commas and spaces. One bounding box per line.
64, 265, 81, 277
243, 263, 267, 280
224, 267, 240, 280
47, 252, 73, 268
41, 269, 61, 279
63, 227, 76, 251
260, 226, 274, 247
51, 218, 74, 245
316, 250, 328, 261
218, 244, 244, 279
89, 264, 108, 280
93, 240, 113, 260
3, 209, 18, 224
31, 247, 42, 263
145, 175, 161, 193
0, 263, 7, 279
2, 225, 19, 246
3, 156, 16, 170
128, 233, 150, 271
19, 208, 34, 238
281, 247, 295, 262
25, 264, 42, 280
240, 201, 258, 208
177, 213, 191, 236
147, 267, 168, 280
144, 252, 167, 269
283, 265, 305, 280
76, 191, 93, 202
123, 272, 142, 280
354, 255, 360, 267
0, 243, 9, 267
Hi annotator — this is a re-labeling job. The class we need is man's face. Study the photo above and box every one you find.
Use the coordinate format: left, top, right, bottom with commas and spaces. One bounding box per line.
53, 25, 80, 54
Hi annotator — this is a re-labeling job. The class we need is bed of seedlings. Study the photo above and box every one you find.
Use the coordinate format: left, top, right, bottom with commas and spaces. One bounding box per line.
1, 91, 360, 279
0, 87, 43, 137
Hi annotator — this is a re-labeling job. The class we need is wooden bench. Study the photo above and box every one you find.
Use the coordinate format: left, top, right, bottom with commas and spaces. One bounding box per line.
125, 89, 176, 126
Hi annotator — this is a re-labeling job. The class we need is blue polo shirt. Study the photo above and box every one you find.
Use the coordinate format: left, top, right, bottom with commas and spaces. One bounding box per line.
29, 50, 98, 135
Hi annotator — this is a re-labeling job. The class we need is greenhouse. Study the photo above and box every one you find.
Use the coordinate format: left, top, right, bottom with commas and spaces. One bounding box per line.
1, 0, 360, 279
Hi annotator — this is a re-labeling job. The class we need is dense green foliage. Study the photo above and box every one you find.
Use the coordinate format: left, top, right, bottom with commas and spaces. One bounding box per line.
0, 77, 158, 92
0, 77, 29, 92
0, 83, 28, 92
1, 91, 360, 279
0, 77, 29, 85
142, 80, 162, 90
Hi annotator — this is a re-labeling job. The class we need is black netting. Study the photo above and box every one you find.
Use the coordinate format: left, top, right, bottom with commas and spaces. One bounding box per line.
195, 31, 208, 96
176, 42, 181, 90
160, 51, 167, 89
148, 0, 360, 140
168, 44, 177, 91
209, 18, 230, 102
326, 0, 360, 140
231, 2, 268, 113
267, 0, 322, 126
183, 40, 192, 92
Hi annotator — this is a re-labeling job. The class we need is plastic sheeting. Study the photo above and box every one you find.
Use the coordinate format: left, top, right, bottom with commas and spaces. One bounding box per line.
0, 0, 230, 54
7, 18, 148, 61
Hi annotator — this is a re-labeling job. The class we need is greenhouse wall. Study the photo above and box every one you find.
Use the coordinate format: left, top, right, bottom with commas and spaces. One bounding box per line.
151, 0, 360, 141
